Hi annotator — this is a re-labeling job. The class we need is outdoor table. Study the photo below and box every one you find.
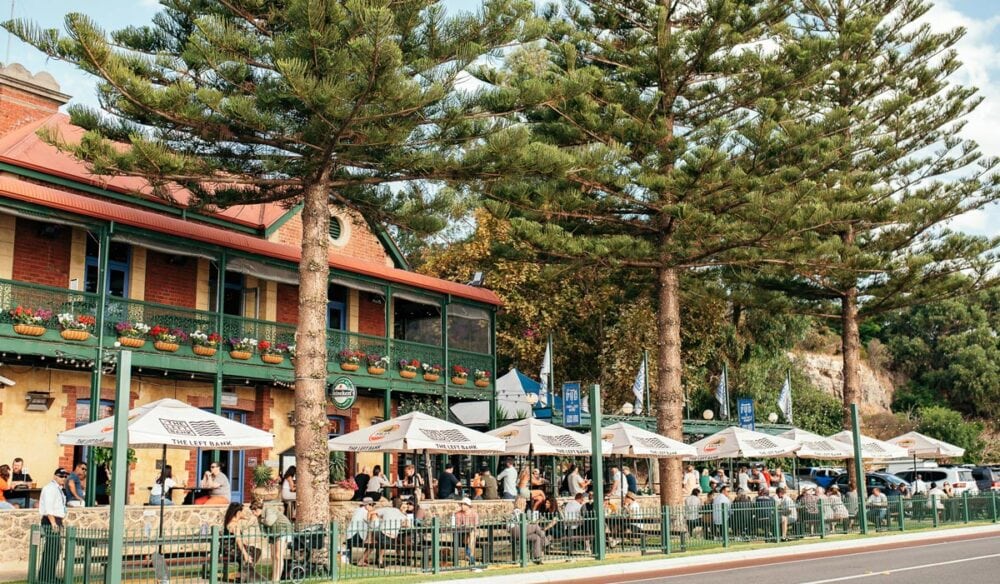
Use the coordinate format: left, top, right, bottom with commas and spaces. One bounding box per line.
3, 487, 41, 508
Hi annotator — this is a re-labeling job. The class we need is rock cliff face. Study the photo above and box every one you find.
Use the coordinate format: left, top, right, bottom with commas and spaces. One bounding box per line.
792, 351, 895, 413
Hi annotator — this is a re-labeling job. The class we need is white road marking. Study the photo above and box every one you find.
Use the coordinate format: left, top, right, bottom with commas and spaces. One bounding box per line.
799, 553, 1000, 584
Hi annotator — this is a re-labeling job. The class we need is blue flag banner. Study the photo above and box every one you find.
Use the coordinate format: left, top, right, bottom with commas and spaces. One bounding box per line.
716, 364, 729, 420
737, 397, 755, 430
563, 381, 581, 426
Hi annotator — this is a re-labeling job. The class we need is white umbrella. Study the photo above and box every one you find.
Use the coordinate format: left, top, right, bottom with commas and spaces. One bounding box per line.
58, 398, 274, 558
887, 431, 965, 459
328, 412, 507, 500
779, 428, 855, 460
690, 426, 801, 460
828, 430, 910, 461
599, 422, 696, 458
488, 418, 598, 456
579, 432, 615, 456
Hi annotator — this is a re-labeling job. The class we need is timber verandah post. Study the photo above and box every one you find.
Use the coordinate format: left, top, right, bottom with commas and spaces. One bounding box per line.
85, 225, 110, 506
384, 284, 392, 477
212, 252, 227, 465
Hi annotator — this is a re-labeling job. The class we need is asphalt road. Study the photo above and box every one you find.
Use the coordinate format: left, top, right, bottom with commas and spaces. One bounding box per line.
619, 535, 1000, 584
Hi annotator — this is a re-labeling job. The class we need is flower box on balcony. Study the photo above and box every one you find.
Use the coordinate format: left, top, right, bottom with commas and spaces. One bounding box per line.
14, 324, 46, 336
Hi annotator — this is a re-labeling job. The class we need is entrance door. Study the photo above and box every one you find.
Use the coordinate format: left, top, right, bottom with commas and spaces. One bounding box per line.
197, 410, 247, 502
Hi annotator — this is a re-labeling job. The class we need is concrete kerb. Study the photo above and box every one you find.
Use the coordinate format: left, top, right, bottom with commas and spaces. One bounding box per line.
442, 524, 1000, 584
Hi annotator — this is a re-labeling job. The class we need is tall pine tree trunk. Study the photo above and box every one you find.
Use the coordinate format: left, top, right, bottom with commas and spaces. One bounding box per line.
840, 286, 862, 491
293, 183, 331, 526
656, 266, 684, 506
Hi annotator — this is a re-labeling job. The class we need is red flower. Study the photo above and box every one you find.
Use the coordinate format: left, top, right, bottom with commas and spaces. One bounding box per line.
258, 340, 272, 351
149, 325, 169, 337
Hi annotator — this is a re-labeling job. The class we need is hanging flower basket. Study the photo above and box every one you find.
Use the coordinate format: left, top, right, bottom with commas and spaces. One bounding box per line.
340, 363, 359, 372
154, 341, 179, 352
60, 329, 90, 342
118, 337, 145, 348
474, 379, 490, 388
193, 345, 217, 357
261, 354, 284, 365
230, 350, 252, 360
451, 376, 467, 385
367, 366, 385, 375
13, 324, 46, 336
400, 370, 417, 379
423, 373, 440, 382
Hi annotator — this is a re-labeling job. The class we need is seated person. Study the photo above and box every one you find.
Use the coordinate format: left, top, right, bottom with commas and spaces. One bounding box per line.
150, 465, 182, 506
509, 496, 548, 564
222, 503, 259, 570
372, 498, 411, 567
347, 498, 376, 565
196, 463, 231, 505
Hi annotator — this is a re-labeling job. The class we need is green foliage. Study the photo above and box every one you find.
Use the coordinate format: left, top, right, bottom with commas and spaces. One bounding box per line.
398, 394, 447, 420
92, 446, 138, 491
329, 451, 346, 484
916, 406, 985, 464
252, 464, 275, 488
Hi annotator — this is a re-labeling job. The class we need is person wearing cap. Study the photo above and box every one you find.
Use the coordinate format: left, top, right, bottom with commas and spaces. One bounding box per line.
38, 468, 69, 584
348, 497, 376, 565
453, 498, 479, 565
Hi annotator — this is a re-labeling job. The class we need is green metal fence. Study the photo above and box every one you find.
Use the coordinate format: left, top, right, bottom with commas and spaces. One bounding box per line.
27, 492, 998, 583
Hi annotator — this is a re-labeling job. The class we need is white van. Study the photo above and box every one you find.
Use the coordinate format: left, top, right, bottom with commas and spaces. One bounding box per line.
884, 459, 938, 475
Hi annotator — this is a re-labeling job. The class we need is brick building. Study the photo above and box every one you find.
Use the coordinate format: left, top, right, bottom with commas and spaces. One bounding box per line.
0, 63, 499, 504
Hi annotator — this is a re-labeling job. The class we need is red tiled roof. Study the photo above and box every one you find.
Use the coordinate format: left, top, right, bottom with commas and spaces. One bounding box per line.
0, 175, 501, 306
0, 114, 288, 230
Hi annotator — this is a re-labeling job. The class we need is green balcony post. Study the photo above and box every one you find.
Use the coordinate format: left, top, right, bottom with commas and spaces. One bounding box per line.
850, 405, 868, 535
442, 300, 449, 422
897, 497, 905, 531
661, 506, 671, 555
431, 517, 440, 574
722, 507, 730, 548
27, 525, 39, 584
86, 226, 110, 507
819, 500, 826, 539
519, 510, 528, 568
589, 384, 606, 561
932, 495, 939, 528
62, 526, 76, 584
963, 491, 970, 524
328, 521, 339, 581
992, 491, 998, 523
209, 526, 220, 584
773, 504, 781, 542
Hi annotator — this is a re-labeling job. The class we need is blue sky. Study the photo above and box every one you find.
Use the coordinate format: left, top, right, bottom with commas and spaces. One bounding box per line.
3, 0, 999, 234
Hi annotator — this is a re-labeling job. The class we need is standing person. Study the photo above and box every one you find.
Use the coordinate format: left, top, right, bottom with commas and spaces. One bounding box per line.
699, 468, 712, 494
509, 496, 547, 565
776, 487, 797, 541
567, 464, 590, 496
682, 465, 700, 495
471, 471, 484, 500
623, 466, 639, 495
249, 500, 293, 583
738, 466, 751, 492
38, 468, 69, 584
481, 468, 498, 500
516, 466, 531, 500
496, 459, 517, 500
64, 462, 87, 508
437, 463, 460, 500
280, 466, 296, 520
197, 462, 231, 505
453, 498, 479, 566
150, 465, 181, 506
684, 488, 702, 536
771, 467, 787, 490
913, 473, 927, 496
712, 486, 731, 540
353, 465, 371, 501
397, 464, 423, 501
366, 465, 388, 502
0, 465, 15, 510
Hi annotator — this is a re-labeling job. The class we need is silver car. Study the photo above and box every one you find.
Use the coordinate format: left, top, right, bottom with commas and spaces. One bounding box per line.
895, 467, 980, 495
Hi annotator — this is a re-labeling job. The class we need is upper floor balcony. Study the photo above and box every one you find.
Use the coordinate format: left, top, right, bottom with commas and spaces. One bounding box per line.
0, 276, 496, 398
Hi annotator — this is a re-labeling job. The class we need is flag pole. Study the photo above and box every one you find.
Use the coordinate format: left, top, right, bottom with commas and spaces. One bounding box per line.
549, 333, 555, 410
642, 349, 650, 419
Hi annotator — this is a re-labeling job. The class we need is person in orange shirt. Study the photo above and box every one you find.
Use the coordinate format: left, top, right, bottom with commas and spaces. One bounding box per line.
0, 464, 15, 509
471, 472, 484, 500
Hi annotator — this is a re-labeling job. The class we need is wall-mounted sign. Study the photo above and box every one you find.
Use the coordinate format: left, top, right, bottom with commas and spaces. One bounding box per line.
329, 377, 357, 410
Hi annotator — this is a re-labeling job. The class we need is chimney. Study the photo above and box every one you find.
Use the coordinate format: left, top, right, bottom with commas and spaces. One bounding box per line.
0, 63, 70, 136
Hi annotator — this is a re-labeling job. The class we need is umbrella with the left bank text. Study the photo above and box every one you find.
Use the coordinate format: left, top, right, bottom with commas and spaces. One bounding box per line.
58, 398, 275, 547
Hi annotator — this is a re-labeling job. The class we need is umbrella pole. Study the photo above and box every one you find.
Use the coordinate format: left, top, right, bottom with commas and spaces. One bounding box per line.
424, 450, 434, 501
158, 444, 166, 553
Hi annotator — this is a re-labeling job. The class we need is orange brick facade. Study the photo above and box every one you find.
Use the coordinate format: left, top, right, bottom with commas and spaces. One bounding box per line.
269, 210, 392, 266
0, 81, 63, 135
276, 283, 299, 324
358, 292, 386, 336
12, 217, 71, 288
144, 250, 198, 307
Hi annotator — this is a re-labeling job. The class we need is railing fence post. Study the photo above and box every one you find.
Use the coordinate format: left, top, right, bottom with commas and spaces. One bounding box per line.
819, 500, 826, 539
722, 505, 730, 548
661, 506, 670, 555
897, 497, 905, 531
518, 511, 528, 568
992, 491, 998, 524
773, 504, 781, 542
431, 517, 440, 574
962, 492, 970, 524
932, 495, 939, 528
27, 525, 39, 584
329, 521, 339, 582
209, 526, 220, 584
62, 526, 76, 584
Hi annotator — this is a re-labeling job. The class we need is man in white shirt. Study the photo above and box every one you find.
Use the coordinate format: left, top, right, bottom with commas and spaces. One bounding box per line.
682, 465, 700, 495
712, 486, 731, 539
867, 487, 889, 530
38, 468, 69, 584
610, 467, 627, 499
496, 459, 518, 500
346, 498, 375, 564
737, 467, 750, 492
913, 474, 927, 496
563, 493, 585, 519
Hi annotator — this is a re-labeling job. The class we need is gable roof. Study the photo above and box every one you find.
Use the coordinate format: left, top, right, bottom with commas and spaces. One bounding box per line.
0, 174, 501, 306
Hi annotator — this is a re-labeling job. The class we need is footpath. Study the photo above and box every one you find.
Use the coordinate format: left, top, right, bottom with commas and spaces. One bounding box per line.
441, 524, 1000, 584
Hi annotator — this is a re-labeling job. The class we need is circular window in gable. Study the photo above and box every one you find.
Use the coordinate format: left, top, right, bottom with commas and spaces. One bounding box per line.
328, 214, 350, 246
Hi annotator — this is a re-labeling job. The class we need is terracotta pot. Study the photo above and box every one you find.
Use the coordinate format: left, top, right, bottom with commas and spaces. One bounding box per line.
423, 373, 440, 382
252, 487, 279, 502
261, 354, 284, 365
60, 329, 90, 341
475, 379, 490, 388
13, 324, 46, 336
367, 366, 386, 375
399, 370, 417, 379
340, 363, 359, 372
230, 350, 252, 360
451, 376, 468, 385
154, 341, 179, 352
118, 336, 145, 348
193, 345, 217, 357
329, 486, 355, 502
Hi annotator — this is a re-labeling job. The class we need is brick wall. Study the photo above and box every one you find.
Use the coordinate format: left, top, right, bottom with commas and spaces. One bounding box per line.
143, 249, 197, 307
276, 283, 299, 324
12, 217, 71, 288
267, 208, 393, 266
358, 292, 386, 336
0, 82, 64, 135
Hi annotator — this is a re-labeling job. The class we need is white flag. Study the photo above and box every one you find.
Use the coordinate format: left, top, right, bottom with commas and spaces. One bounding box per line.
778, 372, 793, 424
632, 357, 646, 415
538, 337, 551, 407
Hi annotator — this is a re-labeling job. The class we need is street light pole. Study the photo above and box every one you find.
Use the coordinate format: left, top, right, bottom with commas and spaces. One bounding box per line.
106, 350, 131, 584
588, 384, 606, 560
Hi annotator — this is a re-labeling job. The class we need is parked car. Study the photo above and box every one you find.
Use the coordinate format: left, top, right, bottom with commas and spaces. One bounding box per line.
834, 471, 909, 493
797, 466, 844, 488
894, 467, 979, 495
967, 466, 1000, 493
785, 475, 818, 492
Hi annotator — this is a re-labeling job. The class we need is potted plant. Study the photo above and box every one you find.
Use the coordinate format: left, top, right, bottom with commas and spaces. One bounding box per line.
259, 340, 287, 365
474, 369, 491, 388
190, 330, 221, 357
286, 344, 296, 361
251, 464, 279, 501
57, 313, 95, 341
450, 364, 469, 385
150, 325, 186, 352
421, 362, 442, 382
328, 451, 356, 502
397, 358, 420, 379
338, 348, 365, 372
366, 353, 389, 375
115, 321, 150, 348
228, 337, 256, 360
9, 306, 51, 336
